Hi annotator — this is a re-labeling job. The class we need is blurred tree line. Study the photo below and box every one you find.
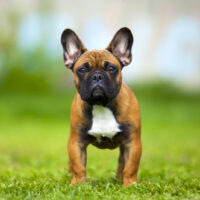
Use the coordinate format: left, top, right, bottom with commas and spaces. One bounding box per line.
0, 11, 72, 95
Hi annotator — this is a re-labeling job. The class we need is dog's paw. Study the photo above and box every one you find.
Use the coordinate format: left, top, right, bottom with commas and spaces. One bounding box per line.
123, 177, 137, 187
70, 176, 87, 186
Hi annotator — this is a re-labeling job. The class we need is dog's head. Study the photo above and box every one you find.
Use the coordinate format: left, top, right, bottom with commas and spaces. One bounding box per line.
61, 28, 133, 105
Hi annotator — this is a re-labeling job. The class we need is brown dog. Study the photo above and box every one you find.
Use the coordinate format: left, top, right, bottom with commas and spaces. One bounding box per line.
61, 27, 142, 187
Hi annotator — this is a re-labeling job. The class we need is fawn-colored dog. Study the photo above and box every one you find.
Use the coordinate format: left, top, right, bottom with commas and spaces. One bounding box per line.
61, 27, 142, 186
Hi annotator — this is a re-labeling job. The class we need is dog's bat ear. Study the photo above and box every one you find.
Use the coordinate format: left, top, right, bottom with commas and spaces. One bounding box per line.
61, 29, 87, 69
106, 27, 133, 67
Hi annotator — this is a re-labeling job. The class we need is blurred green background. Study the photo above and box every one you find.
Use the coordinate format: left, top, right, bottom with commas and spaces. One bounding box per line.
0, 0, 200, 199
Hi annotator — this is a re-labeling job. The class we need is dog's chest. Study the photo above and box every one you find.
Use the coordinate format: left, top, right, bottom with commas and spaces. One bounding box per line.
88, 105, 121, 142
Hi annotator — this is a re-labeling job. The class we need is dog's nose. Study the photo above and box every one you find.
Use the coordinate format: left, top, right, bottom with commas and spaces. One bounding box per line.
92, 72, 103, 82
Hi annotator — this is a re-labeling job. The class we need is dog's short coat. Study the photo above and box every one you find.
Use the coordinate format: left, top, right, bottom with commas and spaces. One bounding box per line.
61, 27, 142, 187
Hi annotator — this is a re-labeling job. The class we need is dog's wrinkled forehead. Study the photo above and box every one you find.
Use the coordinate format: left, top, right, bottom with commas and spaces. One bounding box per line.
74, 49, 121, 71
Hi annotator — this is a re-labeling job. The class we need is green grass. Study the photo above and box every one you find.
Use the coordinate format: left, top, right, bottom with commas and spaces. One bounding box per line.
0, 83, 200, 200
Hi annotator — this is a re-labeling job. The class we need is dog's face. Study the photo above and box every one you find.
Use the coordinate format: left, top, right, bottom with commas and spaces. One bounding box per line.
61, 28, 133, 105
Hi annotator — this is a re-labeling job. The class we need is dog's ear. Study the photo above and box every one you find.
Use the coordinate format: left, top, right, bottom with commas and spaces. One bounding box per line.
61, 29, 87, 69
107, 27, 133, 67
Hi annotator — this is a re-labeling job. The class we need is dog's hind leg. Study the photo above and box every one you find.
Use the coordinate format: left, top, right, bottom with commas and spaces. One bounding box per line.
68, 158, 73, 174
116, 146, 126, 179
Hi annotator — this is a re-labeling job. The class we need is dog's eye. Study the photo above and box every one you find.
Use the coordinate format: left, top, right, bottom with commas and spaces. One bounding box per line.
78, 67, 88, 73
107, 66, 116, 72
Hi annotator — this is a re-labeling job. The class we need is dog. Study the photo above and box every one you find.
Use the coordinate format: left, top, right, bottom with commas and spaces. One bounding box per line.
61, 27, 142, 187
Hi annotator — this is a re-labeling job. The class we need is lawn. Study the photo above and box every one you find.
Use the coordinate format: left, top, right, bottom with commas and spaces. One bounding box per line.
0, 83, 200, 200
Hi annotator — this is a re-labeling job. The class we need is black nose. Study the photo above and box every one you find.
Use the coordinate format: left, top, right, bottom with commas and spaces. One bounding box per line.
92, 72, 103, 82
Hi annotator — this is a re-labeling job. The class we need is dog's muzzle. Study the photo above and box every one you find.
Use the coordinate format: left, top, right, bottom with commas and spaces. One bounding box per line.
90, 71, 106, 98
88, 71, 108, 105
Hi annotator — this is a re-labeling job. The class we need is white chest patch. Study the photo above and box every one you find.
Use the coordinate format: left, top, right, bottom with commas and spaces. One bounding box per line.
88, 105, 121, 142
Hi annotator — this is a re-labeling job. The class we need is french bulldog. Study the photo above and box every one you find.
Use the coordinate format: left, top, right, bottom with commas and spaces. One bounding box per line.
61, 27, 142, 187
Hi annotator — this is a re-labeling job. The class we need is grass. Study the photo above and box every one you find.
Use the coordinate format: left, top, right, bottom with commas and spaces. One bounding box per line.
0, 82, 200, 199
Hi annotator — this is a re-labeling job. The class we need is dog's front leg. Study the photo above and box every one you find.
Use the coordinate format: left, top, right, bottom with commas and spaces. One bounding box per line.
68, 131, 87, 186
122, 131, 142, 187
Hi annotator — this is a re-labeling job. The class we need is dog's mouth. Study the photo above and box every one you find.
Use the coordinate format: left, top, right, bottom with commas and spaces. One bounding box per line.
89, 86, 108, 105
92, 86, 105, 98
